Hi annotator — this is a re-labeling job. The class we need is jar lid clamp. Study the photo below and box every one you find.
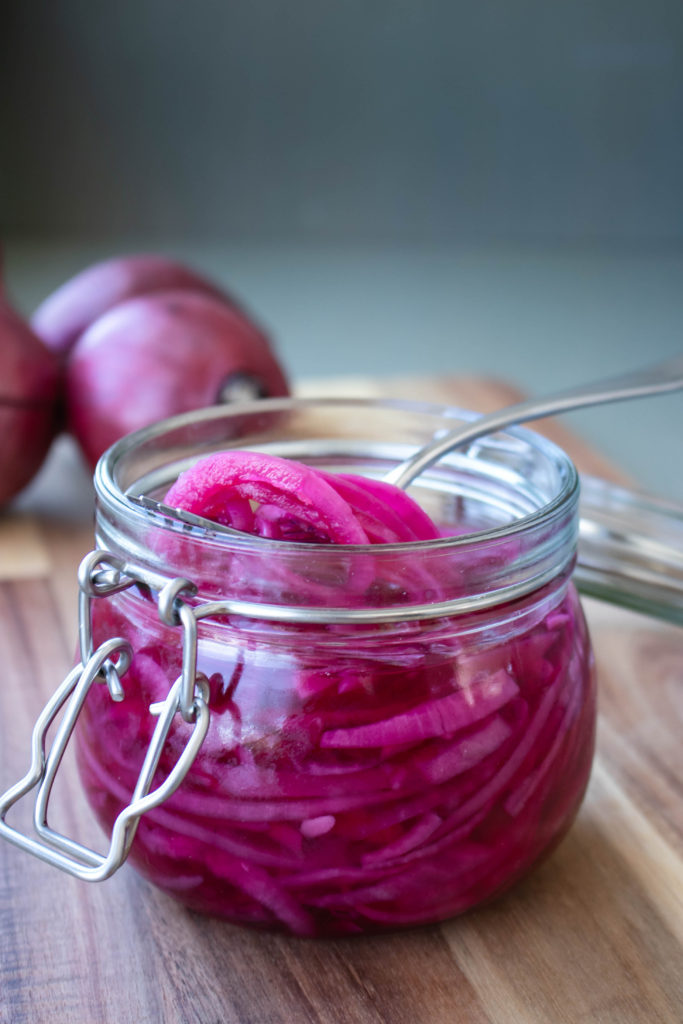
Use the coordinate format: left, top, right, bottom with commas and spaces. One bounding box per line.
0, 551, 210, 880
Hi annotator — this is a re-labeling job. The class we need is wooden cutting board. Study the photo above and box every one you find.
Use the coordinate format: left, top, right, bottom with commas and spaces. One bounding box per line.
0, 376, 681, 1024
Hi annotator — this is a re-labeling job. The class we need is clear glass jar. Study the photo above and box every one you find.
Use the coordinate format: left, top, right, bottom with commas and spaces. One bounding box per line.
75, 398, 595, 936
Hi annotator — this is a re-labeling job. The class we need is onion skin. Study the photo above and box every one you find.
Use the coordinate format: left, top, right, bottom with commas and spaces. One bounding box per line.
0, 300, 61, 504
66, 289, 290, 468
31, 254, 232, 358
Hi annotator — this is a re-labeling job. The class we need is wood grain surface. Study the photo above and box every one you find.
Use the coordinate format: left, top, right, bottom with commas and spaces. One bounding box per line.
0, 376, 681, 1024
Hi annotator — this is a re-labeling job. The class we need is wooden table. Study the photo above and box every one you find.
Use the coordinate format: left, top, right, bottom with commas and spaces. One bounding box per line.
0, 376, 681, 1024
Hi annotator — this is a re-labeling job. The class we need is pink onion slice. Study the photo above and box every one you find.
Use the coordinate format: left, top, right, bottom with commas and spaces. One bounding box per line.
164, 451, 370, 545
327, 474, 441, 541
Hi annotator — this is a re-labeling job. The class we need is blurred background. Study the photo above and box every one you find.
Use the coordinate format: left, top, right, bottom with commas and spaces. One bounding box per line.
2, 0, 683, 497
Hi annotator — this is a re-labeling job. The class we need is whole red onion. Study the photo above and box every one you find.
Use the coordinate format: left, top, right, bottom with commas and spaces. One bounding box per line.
0, 299, 61, 504
31, 254, 231, 358
66, 289, 289, 467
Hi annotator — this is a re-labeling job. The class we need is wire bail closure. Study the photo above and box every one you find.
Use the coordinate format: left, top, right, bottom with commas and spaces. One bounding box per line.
0, 550, 210, 881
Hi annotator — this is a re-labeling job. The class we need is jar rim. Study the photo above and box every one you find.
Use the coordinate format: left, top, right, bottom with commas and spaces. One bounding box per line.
92, 397, 580, 621
95, 396, 579, 554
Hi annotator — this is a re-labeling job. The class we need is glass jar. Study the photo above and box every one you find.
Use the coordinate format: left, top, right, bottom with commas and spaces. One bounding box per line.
14, 399, 598, 936
71, 398, 596, 936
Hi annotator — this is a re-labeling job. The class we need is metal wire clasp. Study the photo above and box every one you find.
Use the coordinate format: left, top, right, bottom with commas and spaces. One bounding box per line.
0, 550, 210, 881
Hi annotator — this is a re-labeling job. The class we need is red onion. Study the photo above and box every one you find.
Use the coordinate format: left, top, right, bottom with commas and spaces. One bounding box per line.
66, 290, 289, 467
31, 254, 230, 358
0, 298, 60, 504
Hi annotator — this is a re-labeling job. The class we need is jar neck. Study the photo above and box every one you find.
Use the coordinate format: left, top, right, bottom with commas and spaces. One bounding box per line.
93, 398, 580, 624
94, 482, 579, 626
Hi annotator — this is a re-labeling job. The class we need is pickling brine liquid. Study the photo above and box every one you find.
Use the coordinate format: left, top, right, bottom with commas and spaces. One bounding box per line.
76, 574, 595, 936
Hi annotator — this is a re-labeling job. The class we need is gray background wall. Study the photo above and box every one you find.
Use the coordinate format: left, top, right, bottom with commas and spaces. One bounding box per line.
2, 2, 683, 499
3, 1, 683, 243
